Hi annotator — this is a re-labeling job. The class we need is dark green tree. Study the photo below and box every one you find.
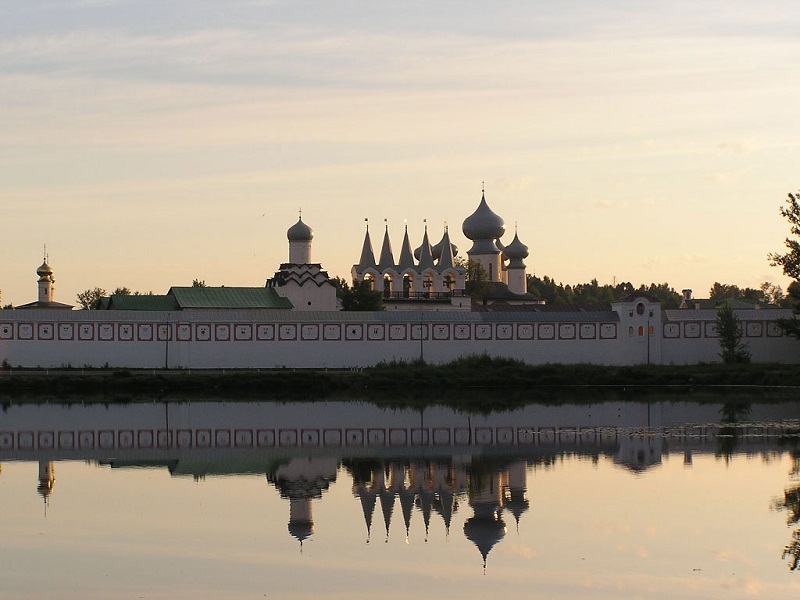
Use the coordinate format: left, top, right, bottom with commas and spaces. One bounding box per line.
768, 191, 800, 338
192, 279, 207, 288
464, 260, 492, 303
338, 278, 384, 311
769, 192, 800, 281
716, 301, 750, 363
76, 287, 107, 310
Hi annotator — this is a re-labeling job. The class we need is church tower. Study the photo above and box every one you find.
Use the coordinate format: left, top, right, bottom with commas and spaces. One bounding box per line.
462, 190, 505, 282
37, 254, 55, 304
503, 229, 530, 295
287, 215, 313, 264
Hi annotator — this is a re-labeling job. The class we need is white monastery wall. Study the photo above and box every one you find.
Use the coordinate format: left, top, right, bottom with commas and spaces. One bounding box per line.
1, 306, 797, 369
660, 309, 798, 365
1, 310, 624, 369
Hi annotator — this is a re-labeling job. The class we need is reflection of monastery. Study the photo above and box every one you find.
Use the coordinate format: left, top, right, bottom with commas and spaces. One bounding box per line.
1, 191, 797, 368
2, 401, 798, 567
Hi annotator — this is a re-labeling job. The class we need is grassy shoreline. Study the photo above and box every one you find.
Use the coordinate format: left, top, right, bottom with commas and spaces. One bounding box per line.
2, 356, 800, 407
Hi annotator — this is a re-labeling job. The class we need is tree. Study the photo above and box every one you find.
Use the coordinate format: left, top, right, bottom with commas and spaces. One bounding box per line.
192, 279, 207, 288
760, 281, 785, 306
709, 282, 762, 301
716, 301, 750, 363
768, 191, 800, 338
769, 191, 800, 281
337, 278, 384, 311
455, 258, 492, 303
112, 287, 132, 296
76, 287, 107, 310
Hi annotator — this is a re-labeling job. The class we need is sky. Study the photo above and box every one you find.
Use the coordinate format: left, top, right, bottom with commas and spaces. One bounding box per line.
1, 0, 799, 307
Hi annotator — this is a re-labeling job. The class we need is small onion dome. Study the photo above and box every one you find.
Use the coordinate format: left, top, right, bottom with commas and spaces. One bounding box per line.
462, 193, 505, 241
287, 217, 313, 242
36, 260, 53, 278
431, 237, 458, 261
503, 233, 529, 261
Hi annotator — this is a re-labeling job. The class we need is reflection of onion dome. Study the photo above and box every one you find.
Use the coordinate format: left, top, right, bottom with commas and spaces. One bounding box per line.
504, 491, 530, 532
36, 260, 53, 278
287, 217, 313, 242
462, 193, 505, 241
463, 505, 506, 570
288, 520, 314, 545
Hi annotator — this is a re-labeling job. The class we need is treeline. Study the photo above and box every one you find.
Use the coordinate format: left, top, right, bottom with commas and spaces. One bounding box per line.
526, 276, 787, 309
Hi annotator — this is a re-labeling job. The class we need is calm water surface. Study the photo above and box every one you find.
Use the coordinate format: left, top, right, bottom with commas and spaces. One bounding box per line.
1, 398, 800, 599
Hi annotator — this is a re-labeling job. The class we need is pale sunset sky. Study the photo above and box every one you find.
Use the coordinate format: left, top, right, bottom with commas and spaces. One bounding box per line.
1, 0, 799, 307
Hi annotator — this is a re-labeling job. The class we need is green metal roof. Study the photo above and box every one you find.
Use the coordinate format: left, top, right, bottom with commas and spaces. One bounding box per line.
689, 298, 775, 310
106, 294, 180, 311
168, 287, 293, 310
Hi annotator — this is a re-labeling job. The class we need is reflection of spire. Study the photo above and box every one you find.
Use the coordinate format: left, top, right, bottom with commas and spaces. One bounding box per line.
434, 490, 458, 538
416, 489, 435, 542
358, 487, 377, 543
399, 487, 415, 542
379, 487, 395, 543
37, 461, 55, 516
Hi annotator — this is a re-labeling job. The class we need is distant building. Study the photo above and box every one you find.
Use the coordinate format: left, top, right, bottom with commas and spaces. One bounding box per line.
100, 215, 337, 312
15, 255, 73, 310
351, 190, 539, 310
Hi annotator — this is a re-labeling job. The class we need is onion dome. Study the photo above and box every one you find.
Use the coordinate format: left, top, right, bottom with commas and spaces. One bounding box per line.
36, 260, 53, 278
287, 217, 313, 242
462, 192, 505, 241
503, 232, 529, 264
431, 229, 458, 261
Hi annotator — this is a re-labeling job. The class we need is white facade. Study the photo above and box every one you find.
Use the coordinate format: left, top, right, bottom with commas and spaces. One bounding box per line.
1, 296, 796, 369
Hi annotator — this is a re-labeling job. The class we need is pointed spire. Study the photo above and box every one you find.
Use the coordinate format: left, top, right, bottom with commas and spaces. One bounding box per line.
358, 219, 376, 268
398, 222, 415, 269
417, 221, 434, 270
377, 219, 395, 269
437, 225, 455, 270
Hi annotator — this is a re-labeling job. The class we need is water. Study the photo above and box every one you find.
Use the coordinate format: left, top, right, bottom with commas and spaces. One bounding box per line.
1, 398, 799, 599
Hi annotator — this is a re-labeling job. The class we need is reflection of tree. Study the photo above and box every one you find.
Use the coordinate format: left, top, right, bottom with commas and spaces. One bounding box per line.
771, 427, 800, 570
716, 402, 750, 462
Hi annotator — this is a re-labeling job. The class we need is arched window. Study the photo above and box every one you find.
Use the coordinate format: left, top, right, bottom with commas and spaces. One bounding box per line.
423, 274, 434, 298
403, 274, 413, 298
383, 274, 392, 298
638, 325, 644, 337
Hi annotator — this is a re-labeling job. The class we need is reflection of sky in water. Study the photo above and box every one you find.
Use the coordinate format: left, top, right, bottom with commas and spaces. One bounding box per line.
0, 401, 799, 598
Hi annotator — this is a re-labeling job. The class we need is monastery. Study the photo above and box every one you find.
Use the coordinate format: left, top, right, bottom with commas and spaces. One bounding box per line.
0, 191, 797, 368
